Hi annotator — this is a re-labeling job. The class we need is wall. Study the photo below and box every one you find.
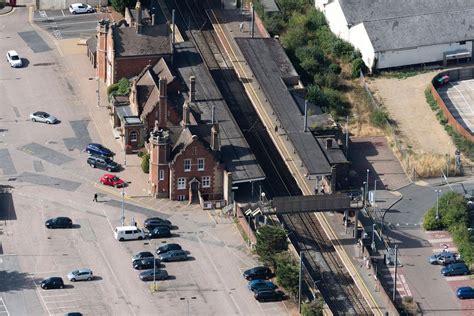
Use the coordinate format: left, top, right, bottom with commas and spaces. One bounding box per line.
378, 42, 473, 69
38, 0, 106, 10
114, 56, 164, 85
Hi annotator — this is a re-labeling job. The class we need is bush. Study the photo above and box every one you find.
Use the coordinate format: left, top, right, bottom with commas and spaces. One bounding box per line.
141, 152, 150, 174
351, 57, 366, 78
274, 252, 299, 296
264, 13, 286, 35
256, 225, 288, 264
329, 63, 342, 75
111, 0, 130, 13
423, 207, 444, 231
301, 298, 324, 316
370, 109, 389, 128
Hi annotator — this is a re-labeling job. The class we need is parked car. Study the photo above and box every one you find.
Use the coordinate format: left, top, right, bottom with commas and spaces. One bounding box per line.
86, 143, 114, 158
144, 217, 172, 229
156, 243, 182, 255
115, 226, 145, 241
99, 174, 125, 188
159, 250, 188, 262
87, 156, 120, 172
243, 266, 274, 281
248, 279, 277, 292
254, 289, 285, 302
69, 3, 95, 14
30, 111, 59, 124
6, 50, 22, 67
67, 269, 93, 282
457, 286, 474, 299
441, 262, 469, 276
45, 217, 73, 229
133, 258, 161, 270
139, 269, 169, 281
428, 252, 457, 265
40, 277, 64, 289
147, 226, 171, 239
131, 251, 154, 262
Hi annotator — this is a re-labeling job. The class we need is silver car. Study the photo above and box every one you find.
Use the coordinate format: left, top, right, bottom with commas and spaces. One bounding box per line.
139, 269, 168, 281
67, 269, 93, 282
159, 250, 188, 262
30, 111, 59, 124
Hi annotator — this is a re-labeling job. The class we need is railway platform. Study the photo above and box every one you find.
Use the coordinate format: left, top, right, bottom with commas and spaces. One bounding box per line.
209, 7, 399, 315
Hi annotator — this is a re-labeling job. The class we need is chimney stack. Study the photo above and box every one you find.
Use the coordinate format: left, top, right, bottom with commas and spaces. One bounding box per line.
183, 102, 191, 127
151, 13, 155, 26
325, 138, 332, 149
211, 123, 220, 151
136, 1, 143, 34
189, 76, 196, 103
158, 77, 168, 129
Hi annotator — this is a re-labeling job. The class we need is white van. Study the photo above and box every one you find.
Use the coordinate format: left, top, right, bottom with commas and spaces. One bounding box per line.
114, 226, 145, 241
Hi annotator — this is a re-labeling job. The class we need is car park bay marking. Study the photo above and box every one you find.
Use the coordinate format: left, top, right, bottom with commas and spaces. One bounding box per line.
432, 247, 458, 253
0, 297, 10, 316
445, 276, 471, 282
428, 238, 453, 243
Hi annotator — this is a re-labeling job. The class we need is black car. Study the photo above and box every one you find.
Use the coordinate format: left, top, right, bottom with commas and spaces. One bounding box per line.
243, 266, 274, 281
144, 217, 172, 229
156, 243, 182, 255
45, 217, 73, 229
133, 257, 161, 270
85, 143, 114, 158
139, 269, 169, 281
87, 156, 120, 172
41, 277, 64, 289
254, 289, 285, 302
147, 226, 171, 239
131, 251, 154, 263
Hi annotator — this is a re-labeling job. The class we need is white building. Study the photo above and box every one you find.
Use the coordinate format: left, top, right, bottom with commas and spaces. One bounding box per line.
315, 0, 474, 71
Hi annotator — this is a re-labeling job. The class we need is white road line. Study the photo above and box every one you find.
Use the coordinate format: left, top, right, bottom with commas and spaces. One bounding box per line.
31, 279, 52, 316
52, 20, 98, 27
0, 298, 10, 316
58, 28, 96, 33
427, 238, 453, 243
449, 82, 474, 115
41, 294, 71, 298
445, 275, 471, 281
61, 10, 65, 16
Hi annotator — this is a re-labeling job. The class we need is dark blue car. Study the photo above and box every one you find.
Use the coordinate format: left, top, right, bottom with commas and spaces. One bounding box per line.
442, 262, 469, 276
457, 286, 474, 299
248, 279, 277, 292
86, 143, 114, 158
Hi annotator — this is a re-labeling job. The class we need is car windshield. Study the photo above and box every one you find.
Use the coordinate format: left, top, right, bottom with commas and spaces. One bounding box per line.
11, 55, 19, 60
71, 270, 79, 275
111, 176, 120, 181
43, 113, 50, 118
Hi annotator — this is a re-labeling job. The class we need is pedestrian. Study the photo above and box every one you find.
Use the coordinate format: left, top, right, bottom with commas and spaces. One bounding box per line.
239, 22, 244, 33
93, 193, 98, 202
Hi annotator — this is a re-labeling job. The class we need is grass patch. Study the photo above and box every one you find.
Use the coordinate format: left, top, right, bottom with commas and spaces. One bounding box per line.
377, 69, 429, 80
412, 153, 457, 178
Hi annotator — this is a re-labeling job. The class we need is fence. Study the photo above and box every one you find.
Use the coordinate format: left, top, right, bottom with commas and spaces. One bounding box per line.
359, 72, 416, 180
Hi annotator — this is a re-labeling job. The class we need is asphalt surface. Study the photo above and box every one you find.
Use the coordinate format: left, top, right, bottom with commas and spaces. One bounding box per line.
0, 7, 289, 316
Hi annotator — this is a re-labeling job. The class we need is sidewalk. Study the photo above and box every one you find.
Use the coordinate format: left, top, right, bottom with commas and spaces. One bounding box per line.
211, 8, 397, 315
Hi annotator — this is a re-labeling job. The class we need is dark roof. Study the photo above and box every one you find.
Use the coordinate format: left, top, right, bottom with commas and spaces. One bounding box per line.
316, 138, 349, 165
169, 125, 214, 159
338, 0, 474, 52
113, 23, 171, 57
173, 41, 265, 183
236, 37, 332, 176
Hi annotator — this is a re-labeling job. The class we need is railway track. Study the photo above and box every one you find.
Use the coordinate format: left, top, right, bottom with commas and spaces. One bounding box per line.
163, 0, 373, 314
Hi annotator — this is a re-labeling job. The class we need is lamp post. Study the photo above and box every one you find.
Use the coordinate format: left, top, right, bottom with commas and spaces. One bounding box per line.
121, 186, 125, 226
365, 169, 370, 202
362, 181, 367, 206
435, 189, 441, 220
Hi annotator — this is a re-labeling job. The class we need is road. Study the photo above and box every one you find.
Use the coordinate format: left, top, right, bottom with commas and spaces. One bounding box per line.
0, 7, 289, 316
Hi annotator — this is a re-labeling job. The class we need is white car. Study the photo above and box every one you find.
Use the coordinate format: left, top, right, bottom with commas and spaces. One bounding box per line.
69, 3, 94, 14
30, 111, 59, 124
6, 50, 22, 68
67, 269, 93, 282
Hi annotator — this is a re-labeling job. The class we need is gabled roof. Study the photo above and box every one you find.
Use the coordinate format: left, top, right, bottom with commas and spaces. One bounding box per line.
338, 0, 474, 52
170, 125, 215, 160
113, 23, 171, 57
152, 58, 175, 85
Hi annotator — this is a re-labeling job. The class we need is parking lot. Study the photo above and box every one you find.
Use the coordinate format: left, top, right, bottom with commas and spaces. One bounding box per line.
0, 7, 290, 315
438, 79, 474, 135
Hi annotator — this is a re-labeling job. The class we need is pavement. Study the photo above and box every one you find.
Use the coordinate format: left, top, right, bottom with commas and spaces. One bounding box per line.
0, 5, 13, 15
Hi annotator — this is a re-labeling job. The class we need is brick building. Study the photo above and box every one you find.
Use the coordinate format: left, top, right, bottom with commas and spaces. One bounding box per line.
96, 2, 172, 86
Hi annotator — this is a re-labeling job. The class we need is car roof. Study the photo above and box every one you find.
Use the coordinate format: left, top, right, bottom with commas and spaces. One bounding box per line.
7, 50, 18, 56
116, 226, 138, 230
74, 268, 92, 273
160, 243, 180, 248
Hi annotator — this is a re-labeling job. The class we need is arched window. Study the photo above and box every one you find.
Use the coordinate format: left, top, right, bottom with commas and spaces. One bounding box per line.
130, 130, 138, 142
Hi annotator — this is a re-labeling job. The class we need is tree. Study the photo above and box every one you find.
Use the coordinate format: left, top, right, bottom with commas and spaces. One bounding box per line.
275, 252, 299, 296
301, 298, 324, 316
351, 57, 366, 78
255, 225, 288, 264
111, 0, 131, 13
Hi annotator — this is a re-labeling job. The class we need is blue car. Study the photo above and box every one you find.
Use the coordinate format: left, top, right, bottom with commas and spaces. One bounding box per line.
248, 279, 277, 292
441, 262, 469, 276
86, 143, 114, 158
457, 286, 474, 299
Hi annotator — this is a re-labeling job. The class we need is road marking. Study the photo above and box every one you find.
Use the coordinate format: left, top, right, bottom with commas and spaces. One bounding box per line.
428, 238, 453, 243
432, 247, 458, 253
61, 9, 65, 17
49, 20, 98, 27
58, 28, 97, 34
445, 275, 471, 281
0, 297, 9, 316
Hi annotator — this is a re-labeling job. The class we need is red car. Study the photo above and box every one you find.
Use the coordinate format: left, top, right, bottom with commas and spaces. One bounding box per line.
99, 174, 125, 188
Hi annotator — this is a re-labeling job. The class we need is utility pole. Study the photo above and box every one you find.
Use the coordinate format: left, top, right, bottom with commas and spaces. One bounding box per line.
250, 2, 255, 38
121, 185, 125, 226
392, 245, 398, 303
298, 251, 303, 313
371, 223, 376, 252
435, 189, 441, 220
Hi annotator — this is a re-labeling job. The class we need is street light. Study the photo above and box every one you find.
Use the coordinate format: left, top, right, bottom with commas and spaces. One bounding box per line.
435, 189, 441, 220
365, 169, 370, 204
121, 182, 131, 226
373, 178, 385, 208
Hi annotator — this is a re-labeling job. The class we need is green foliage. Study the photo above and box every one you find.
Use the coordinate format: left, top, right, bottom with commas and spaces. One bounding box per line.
141, 152, 150, 174
263, 13, 286, 35
301, 298, 324, 316
108, 78, 131, 97
329, 63, 342, 75
314, 73, 339, 89
255, 225, 288, 264
111, 0, 130, 13
370, 109, 389, 128
274, 252, 299, 296
423, 192, 473, 264
351, 58, 366, 78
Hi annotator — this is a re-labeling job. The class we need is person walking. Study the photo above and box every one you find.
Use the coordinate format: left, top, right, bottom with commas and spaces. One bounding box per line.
239, 22, 244, 33
93, 193, 98, 202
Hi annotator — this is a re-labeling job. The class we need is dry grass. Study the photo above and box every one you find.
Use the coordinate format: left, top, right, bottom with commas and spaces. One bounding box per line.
411, 153, 458, 178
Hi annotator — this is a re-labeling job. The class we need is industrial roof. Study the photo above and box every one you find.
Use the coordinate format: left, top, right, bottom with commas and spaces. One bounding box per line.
173, 41, 265, 184
338, 0, 474, 52
236, 38, 332, 176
